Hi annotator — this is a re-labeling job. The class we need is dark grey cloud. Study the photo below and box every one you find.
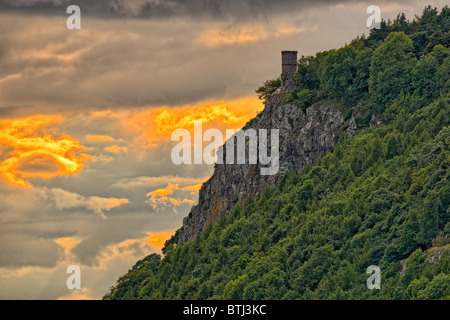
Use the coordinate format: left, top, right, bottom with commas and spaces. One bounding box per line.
3, 0, 425, 21
0, 105, 34, 118
0, 0, 354, 20
0, 233, 62, 268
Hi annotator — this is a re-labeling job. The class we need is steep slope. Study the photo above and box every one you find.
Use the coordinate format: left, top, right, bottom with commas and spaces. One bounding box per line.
178, 93, 357, 243
105, 94, 449, 300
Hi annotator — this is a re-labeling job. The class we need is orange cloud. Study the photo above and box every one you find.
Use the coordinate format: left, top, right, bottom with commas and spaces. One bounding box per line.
84, 96, 262, 151
104, 145, 128, 153
147, 183, 178, 198
104, 231, 173, 253
54, 236, 84, 261
86, 135, 114, 142
58, 288, 97, 300
146, 183, 199, 210
54, 237, 83, 252
182, 184, 202, 195
152, 96, 262, 137
94, 197, 129, 211
200, 24, 304, 46
143, 232, 172, 251
0, 115, 90, 187
146, 183, 178, 207
201, 25, 266, 46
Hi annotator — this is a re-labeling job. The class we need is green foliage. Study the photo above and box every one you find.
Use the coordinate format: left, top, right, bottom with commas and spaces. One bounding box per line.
295, 52, 329, 90
369, 32, 416, 111
320, 46, 371, 104
411, 44, 450, 110
285, 88, 316, 111
256, 78, 281, 102
412, 31, 429, 56
106, 6, 450, 301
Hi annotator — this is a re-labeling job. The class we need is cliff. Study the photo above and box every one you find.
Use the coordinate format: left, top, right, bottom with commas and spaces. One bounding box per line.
178, 91, 358, 243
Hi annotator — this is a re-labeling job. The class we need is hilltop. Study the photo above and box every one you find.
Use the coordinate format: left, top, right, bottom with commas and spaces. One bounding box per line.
105, 6, 450, 300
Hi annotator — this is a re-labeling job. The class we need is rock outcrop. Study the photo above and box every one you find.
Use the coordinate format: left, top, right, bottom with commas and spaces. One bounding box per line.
178, 91, 357, 244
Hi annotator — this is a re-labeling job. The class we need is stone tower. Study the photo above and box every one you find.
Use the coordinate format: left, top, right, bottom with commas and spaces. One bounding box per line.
281, 50, 298, 90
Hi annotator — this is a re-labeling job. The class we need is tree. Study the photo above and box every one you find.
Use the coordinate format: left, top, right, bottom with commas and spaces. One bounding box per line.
366, 20, 391, 48
369, 32, 417, 111
418, 6, 439, 35
385, 134, 401, 159
320, 46, 358, 102
417, 273, 450, 300
435, 56, 450, 96
256, 78, 281, 102
295, 52, 328, 90
411, 31, 429, 56
223, 275, 249, 299
425, 25, 445, 53
411, 44, 449, 109
416, 193, 440, 246
391, 13, 411, 33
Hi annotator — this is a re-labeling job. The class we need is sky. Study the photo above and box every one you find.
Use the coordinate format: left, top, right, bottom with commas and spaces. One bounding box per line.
0, 0, 447, 300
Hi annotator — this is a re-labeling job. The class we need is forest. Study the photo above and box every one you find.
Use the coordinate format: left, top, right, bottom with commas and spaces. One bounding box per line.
104, 6, 450, 300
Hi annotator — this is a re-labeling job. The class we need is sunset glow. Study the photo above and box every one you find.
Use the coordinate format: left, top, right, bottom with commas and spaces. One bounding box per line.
146, 183, 198, 209
151, 97, 262, 136
0, 115, 90, 187
200, 24, 304, 46
144, 232, 172, 251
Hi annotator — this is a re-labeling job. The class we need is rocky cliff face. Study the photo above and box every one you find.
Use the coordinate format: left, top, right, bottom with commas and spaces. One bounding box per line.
178, 91, 357, 244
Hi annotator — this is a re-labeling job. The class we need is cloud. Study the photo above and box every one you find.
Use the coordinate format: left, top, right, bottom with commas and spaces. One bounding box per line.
86, 135, 114, 142
54, 236, 84, 259
0, 233, 62, 268
199, 23, 305, 46
110, 175, 208, 190
142, 231, 172, 251
58, 288, 97, 300
0, 0, 429, 21
0, 0, 348, 19
49, 187, 129, 219
146, 183, 197, 211
0, 229, 174, 299
150, 96, 263, 136
0, 14, 273, 111
76, 96, 262, 153
182, 184, 202, 195
104, 145, 128, 153
0, 1, 446, 114
0, 115, 90, 187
